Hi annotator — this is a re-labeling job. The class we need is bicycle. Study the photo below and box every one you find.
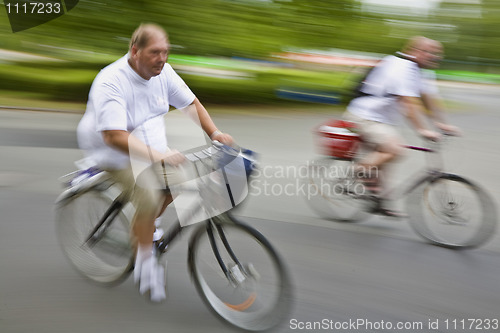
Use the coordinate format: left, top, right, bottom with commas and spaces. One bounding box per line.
305, 119, 497, 249
55, 142, 292, 332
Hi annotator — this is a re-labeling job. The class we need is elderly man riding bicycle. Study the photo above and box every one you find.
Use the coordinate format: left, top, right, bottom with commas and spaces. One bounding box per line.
77, 23, 233, 301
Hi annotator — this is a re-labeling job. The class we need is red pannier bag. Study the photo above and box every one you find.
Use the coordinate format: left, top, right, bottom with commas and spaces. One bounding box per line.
315, 119, 361, 160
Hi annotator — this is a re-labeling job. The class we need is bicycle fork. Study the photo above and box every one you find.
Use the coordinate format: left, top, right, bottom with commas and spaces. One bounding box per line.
206, 220, 251, 286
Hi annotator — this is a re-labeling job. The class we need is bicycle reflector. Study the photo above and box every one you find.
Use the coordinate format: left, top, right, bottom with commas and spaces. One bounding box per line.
315, 119, 360, 160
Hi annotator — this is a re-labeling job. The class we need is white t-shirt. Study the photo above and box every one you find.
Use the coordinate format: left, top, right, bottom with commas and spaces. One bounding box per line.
77, 55, 196, 169
347, 54, 438, 125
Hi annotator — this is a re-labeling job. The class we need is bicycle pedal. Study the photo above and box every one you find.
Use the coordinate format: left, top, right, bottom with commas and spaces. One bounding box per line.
229, 264, 246, 284
154, 239, 168, 255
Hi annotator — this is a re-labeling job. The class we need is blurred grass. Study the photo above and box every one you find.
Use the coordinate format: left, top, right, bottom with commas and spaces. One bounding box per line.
0, 89, 346, 116
0, 54, 357, 105
0, 90, 86, 111
436, 70, 500, 84
0, 53, 498, 110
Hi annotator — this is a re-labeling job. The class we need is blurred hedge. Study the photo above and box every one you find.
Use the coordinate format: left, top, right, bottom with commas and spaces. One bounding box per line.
2, 55, 499, 107
0, 56, 357, 104
0, 62, 99, 101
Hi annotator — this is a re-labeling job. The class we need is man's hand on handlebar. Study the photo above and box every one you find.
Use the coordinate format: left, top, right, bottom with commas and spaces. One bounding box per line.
161, 132, 235, 166
417, 128, 442, 142
435, 122, 462, 137
211, 132, 234, 146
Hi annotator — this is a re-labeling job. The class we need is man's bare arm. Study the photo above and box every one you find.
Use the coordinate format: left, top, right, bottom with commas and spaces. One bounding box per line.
400, 96, 441, 140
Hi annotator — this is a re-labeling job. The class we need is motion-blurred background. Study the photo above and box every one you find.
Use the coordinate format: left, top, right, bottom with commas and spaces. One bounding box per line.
1, 0, 500, 108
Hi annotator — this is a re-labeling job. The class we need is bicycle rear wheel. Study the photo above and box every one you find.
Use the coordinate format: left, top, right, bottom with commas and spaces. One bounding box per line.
407, 173, 497, 249
188, 214, 291, 331
304, 157, 370, 222
55, 185, 134, 284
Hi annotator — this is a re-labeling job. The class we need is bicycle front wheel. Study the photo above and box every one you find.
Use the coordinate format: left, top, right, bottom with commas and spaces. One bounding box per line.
407, 173, 497, 249
188, 214, 292, 331
55, 186, 134, 284
304, 157, 370, 222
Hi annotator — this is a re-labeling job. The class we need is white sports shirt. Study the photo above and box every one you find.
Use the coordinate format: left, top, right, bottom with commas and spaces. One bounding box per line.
77, 55, 196, 169
347, 54, 438, 125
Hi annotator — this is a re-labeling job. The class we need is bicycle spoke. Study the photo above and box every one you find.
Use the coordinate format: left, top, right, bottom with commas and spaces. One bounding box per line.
408, 174, 497, 249
305, 158, 369, 222
56, 188, 134, 284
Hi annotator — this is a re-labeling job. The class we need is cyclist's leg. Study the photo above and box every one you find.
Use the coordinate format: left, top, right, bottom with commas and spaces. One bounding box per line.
149, 162, 188, 218
131, 163, 189, 301
104, 168, 157, 247
132, 163, 189, 245
105, 167, 166, 300
361, 125, 408, 216
354, 119, 405, 192
358, 120, 405, 165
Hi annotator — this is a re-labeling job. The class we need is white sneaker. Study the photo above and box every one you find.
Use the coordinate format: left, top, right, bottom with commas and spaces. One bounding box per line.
150, 262, 166, 302
134, 255, 167, 302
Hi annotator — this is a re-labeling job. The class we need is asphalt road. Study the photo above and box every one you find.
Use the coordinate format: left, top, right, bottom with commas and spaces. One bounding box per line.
1, 83, 500, 333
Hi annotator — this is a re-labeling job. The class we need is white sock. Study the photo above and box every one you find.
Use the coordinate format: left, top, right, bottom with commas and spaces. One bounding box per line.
153, 218, 164, 241
139, 256, 154, 295
134, 244, 153, 283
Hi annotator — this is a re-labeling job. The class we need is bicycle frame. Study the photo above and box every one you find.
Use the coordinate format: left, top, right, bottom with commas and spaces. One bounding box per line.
80, 178, 246, 284
81, 188, 243, 282
363, 138, 452, 202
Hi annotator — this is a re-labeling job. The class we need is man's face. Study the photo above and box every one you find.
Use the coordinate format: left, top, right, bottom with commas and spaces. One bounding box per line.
415, 42, 443, 69
132, 33, 169, 80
